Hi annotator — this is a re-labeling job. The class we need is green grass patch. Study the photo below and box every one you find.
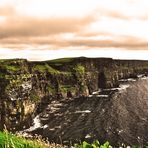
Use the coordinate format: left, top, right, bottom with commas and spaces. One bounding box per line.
48, 58, 74, 64
75, 140, 111, 148
74, 65, 85, 75
4, 65, 21, 72
60, 85, 76, 93
33, 64, 60, 74
0, 59, 27, 72
0, 131, 49, 148
0, 131, 147, 148
74, 140, 148, 148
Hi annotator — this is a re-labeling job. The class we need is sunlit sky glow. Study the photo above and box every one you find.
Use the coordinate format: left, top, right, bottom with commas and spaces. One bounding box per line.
0, 0, 148, 60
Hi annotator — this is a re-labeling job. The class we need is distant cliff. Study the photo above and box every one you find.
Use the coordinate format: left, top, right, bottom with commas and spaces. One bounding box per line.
0, 57, 148, 131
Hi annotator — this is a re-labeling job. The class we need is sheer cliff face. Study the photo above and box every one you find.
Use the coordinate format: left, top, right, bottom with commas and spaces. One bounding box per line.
0, 57, 148, 130
109, 78, 148, 145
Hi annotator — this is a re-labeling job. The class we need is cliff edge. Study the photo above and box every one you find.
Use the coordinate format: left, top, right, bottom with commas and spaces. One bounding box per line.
0, 57, 148, 131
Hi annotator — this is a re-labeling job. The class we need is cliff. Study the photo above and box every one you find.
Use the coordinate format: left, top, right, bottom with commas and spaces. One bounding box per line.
0, 57, 148, 131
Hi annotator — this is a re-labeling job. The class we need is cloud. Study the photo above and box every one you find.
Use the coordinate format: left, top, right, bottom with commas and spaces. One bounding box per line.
0, 5, 15, 16
1, 35, 148, 50
96, 9, 130, 20
55, 38, 148, 50
0, 14, 95, 39
0, 0, 148, 61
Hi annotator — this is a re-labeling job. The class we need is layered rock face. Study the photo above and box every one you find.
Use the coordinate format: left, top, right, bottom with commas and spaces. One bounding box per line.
0, 57, 148, 131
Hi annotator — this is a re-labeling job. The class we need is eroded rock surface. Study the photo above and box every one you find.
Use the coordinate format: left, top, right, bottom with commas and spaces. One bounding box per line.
0, 57, 147, 142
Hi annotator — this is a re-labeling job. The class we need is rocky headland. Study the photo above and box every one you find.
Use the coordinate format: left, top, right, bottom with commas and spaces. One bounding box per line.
0, 57, 148, 146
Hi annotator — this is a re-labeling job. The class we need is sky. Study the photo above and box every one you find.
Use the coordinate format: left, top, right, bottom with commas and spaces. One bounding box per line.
0, 0, 148, 61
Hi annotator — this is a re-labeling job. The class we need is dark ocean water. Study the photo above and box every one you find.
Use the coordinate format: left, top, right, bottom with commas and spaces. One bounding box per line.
22, 77, 148, 147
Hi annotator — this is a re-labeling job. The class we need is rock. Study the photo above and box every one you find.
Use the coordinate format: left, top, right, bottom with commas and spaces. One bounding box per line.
0, 57, 148, 131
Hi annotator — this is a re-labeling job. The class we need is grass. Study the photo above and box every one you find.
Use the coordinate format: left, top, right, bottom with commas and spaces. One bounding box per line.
0, 131, 49, 148
75, 140, 111, 148
5, 65, 21, 72
73, 65, 85, 75
33, 64, 60, 74
47, 58, 74, 67
0, 59, 26, 72
48, 58, 74, 64
0, 131, 147, 148
75, 140, 148, 148
0, 130, 67, 148
0, 131, 110, 148
60, 85, 76, 93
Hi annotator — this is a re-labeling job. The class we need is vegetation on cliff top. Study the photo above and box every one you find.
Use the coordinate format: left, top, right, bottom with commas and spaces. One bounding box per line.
33, 63, 60, 74
0, 59, 27, 73
48, 57, 74, 64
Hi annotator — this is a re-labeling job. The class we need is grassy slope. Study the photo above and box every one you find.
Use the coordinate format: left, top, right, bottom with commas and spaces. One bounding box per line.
48, 57, 74, 63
